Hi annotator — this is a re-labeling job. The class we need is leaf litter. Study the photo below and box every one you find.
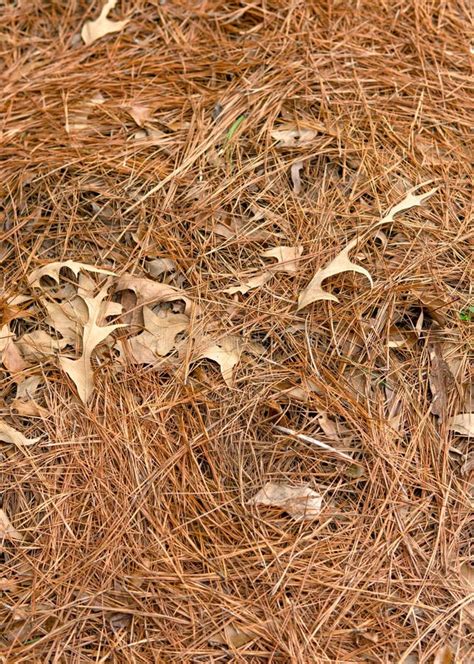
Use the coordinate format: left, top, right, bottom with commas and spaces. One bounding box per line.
248, 482, 323, 521
81, 0, 129, 46
1, 7, 471, 660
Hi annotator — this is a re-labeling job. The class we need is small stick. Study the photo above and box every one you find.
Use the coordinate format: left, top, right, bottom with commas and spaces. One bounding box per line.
274, 425, 357, 464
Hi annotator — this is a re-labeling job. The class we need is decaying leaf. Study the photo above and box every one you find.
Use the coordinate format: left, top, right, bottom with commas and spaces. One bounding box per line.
115, 275, 196, 316
12, 376, 47, 418
447, 413, 474, 437
262, 246, 303, 274
145, 258, 177, 278
196, 335, 243, 387
29, 261, 115, 289
125, 104, 153, 127
0, 324, 29, 373
0, 509, 22, 541
126, 307, 189, 364
298, 238, 373, 310
16, 330, 67, 361
65, 92, 105, 133
81, 0, 129, 46
248, 482, 322, 521
271, 126, 318, 147
376, 182, 438, 228
290, 161, 304, 193
223, 272, 271, 295
428, 344, 455, 419
44, 299, 87, 345
209, 623, 255, 648
0, 420, 41, 447
60, 283, 126, 403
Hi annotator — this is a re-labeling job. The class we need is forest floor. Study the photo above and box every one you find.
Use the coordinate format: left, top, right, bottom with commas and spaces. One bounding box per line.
0, 1, 472, 662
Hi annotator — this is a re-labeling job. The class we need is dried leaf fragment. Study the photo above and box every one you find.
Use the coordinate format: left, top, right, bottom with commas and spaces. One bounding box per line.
115, 275, 196, 316
262, 246, 303, 274
0, 509, 22, 541
271, 126, 318, 147
209, 623, 255, 648
428, 344, 455, 419
0, 324, 29, 373
16, 330, 67, 361
447, 413, 474, 437
298, 238, 373, 309
376, 182, 438, 228
0, 421, 41, 447
248, 482, 322, 521
197, 335, 243, 387
81, 0, 129, 46
126, 307, 189, 363
145, 258, 176, 278
28, 261, 115, 288
125, 104, 153, 127
290, 161, 304, 193
223, 272, 271, 295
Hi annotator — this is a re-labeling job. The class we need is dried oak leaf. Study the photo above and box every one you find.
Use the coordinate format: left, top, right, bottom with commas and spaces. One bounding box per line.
12, 376, 47, 418
248, 482, 322, 521
0, 420, 41, 447
298, 238, 373, 310
126, 307, 189, 364
271, 126, 320, 147
0, 509, 22, 541
0, 324, 29, 373
28, 260, 115, 289
223, 272, 271, 295
196, 335, 243, 387
115, 274, 196, 316
447, 413, 474, 437
60, 283, 126, 403
262, 246, 303, 274
209, 623, 255, 648
16, 330, 67, 362
81, 0, 129, 46
375, 182, 438, 228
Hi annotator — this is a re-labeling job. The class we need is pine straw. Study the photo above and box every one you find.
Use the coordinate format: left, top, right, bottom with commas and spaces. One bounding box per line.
1, 1, 472, 661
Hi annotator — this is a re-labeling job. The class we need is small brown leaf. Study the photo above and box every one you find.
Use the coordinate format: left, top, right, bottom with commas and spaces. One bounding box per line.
0, 420, 41, 447
298, 238, 373, 309
248, 482, 322, 521
262, 246, 303, 274
428, 344, 455, 419
197, 335, 243, 387
447, 413, 474, 437
0, 509, 22, 541
0, 324, 29, 373
125, 104, 153, 127
81, 0, 129, 46
16, 330, 67, 362
145, 258, 177, 278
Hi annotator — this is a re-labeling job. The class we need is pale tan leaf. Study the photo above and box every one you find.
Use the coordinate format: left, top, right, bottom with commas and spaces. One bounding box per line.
262, 246, 303, 274
60, 283, 126, 403
115, 274, 196, 316
223, 272, 271, 295
271, 126, 318, 147
127, 307, 189, 363
145, 258, 177, 278
65, 93, 105, 133
131, 127, 170, 147
249, 482, 322, 521
81, 0, 129, 46
28, 261, 115, 288
197, 335, 243, 387
126, 104, 153, 127
376, 182, 438, 228
290, 160, 304, 193
16, 330, 67, 361
0, 509, 22, 541
447, 413, 474, 437
209, 623, 255, 648
44, 299, 87, 345
0, 420, 41, 447
12, 376, 47, 418
298, 238, 373, 310
16, 376, 43, 400
0, 325, 29, 373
